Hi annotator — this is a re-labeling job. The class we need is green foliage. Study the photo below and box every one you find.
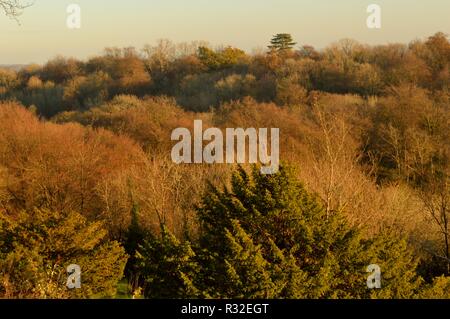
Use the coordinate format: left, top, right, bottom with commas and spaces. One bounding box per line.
199, 168, 363, 298
195, 165, 426, 298
135, 165, 449, 298
268, 34, 297, 52
124, 204, 147, 288
0, 209, 128, 298
364, 233, 424, 299
136, 226, 201, 299
418, 276, 450, 299
198, 46, 246, 70
204, 220, 281, 298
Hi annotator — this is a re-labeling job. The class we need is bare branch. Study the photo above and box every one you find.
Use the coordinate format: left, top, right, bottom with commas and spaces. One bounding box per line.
0, 0, 33, 22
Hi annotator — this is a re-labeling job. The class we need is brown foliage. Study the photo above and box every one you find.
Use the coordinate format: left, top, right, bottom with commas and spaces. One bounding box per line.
0, 102, 147, 222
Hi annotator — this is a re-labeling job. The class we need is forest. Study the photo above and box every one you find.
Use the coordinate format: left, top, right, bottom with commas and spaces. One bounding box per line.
0, 32, 449, 299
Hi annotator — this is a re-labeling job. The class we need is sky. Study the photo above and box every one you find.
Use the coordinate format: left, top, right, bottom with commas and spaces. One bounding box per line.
1, 0, 449, 64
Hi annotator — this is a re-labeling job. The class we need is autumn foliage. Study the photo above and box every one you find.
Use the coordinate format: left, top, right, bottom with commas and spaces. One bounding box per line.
0, 33, 449, 298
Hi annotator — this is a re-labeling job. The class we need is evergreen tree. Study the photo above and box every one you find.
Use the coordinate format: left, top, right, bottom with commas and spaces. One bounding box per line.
136, 225, 201, 299
124, 203, 147, 291
365, 233, 424, 299
213, 220, 279, 298
195, 165, 436, 298
134, 165, 450, 298
268, 34, 297, 52
0, 209, 127, 298
418, 276, 450, 299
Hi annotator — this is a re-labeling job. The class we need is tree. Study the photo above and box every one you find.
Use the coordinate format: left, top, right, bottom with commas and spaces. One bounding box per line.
0, 0, 31, 19
0, 209, 128, 298
0, 102, 147, 224
198, 46, 246, 70
136, 225, 201, 299
195, 165, 444, 298
63, 71, 110, 109
423, 32, 450, 89
124, 203, 147, 290
419, 172, 450, 275
268, 34, 297, 52
41, 56, 82, 84
215, 220, 281, 298
0, 68, 19, 95
215, 73, 256, 102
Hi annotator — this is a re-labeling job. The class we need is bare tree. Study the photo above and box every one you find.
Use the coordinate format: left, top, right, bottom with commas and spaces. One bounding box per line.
0, 0, 32, 20
420, 175, 450, 274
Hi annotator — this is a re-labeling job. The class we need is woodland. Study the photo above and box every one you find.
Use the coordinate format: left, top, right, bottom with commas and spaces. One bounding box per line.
0, 32, 449, 298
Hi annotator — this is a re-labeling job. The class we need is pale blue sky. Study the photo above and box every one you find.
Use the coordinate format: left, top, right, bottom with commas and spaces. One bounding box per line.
1, 0, 449, 64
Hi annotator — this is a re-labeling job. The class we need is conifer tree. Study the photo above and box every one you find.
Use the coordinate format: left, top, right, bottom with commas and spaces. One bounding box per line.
136, 225, 201, 299
124, 203, 147, 290
213, 220, 279, 298
0, 209, 127, 298
195, 165, 437, 298
268, 34, 297, 52
135, 165, 450, 298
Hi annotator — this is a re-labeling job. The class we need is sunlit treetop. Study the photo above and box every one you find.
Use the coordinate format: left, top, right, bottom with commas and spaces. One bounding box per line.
268, 33, 297, 52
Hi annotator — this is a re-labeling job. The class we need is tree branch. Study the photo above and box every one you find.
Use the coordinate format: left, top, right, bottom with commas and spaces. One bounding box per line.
0, 0, 33, 22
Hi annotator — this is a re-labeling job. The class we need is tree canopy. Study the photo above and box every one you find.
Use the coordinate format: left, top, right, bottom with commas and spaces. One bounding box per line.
268, 33, 297, 52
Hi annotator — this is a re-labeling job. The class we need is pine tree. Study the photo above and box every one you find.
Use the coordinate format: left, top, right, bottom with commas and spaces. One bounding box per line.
418, 276, 450, 298
196, 165, 435, 298
136, 225, 201, 299
268, 34, 297, 52
124, 203, 147, 290
364, 232, 424, 299
134, 165, 450, 298
213, 220, 280, 298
